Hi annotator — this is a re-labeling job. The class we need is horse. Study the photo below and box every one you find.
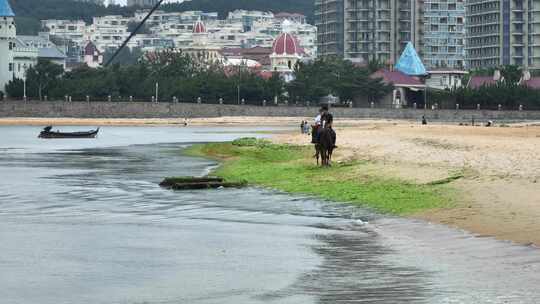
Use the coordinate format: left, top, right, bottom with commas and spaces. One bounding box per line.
318, 127, 335, 166
312, 125, 336, 167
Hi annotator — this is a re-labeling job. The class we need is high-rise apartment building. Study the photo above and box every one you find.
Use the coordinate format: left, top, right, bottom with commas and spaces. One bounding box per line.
423, 0, 466, 69
466, 0, 540, 69
315, 0, 345, 57
316, 0, 423, 64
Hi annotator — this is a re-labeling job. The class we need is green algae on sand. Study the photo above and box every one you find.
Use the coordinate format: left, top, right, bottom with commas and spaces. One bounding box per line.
184, 138, 454, 215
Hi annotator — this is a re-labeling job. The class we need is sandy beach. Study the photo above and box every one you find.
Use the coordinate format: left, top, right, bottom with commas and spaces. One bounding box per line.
2, 116, 540, 245
275, 120, 540, 246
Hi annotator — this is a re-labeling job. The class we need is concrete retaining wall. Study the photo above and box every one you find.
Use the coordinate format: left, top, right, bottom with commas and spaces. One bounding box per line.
1, 101, 540, 122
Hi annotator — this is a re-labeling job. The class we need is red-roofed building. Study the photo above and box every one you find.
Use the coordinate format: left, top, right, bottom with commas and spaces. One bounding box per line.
258, 70, 275, 80
521, 78, 540, 89
372, 69, 426, 87
181, 20, 222, 65
518, 71, 540, 89
83, 41, 102, 68
467, 70, 502, 89
221, 46, 272, 68
269, 32, 303, 75
193, 20, 206, 34
467, 76, 500, 89
366, 69, 426, 108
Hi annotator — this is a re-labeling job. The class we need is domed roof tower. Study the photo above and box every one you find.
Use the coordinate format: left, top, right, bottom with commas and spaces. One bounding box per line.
270, 32, 303, 74
193, 20, 207, 34
192, 20, 208, 46
272, 33, 300, 56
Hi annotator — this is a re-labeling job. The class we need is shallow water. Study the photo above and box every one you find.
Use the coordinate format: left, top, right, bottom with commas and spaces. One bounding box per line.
0, 126, 539, 304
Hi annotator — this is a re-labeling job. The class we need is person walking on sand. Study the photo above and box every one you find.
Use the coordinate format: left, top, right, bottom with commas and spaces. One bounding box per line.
301, 120, 305, 134
303, 120, 310, 134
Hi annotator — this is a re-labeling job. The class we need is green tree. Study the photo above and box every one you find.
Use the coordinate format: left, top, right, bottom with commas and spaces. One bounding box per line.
266, 72, 285, 103
26, 59, 64, 100
500, 65, 522, 84
5, 78, 25, 98
288, 57, 391, 105
103, 47, 144, 66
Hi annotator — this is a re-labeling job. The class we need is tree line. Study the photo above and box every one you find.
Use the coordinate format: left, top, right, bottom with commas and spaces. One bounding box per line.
5, 53, 540, 110
429, 65, 540, 110
2, 53, 391, 105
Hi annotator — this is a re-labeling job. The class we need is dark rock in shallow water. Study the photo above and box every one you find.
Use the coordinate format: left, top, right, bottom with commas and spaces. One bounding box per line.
160, 177, 246, 190
159, 177, 223, 187
170, 181, 247, 190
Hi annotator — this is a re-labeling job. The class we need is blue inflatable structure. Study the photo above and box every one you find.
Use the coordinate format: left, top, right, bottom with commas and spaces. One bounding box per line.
395, 42, 427, 76
0, 0, 15, 17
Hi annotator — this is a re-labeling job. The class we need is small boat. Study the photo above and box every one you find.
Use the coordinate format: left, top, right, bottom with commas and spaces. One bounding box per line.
38, 126, 100, 139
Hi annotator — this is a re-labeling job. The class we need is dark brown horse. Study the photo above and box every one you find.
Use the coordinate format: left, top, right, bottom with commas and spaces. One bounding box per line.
313, 126, 336, 167
318, 127, 335, 166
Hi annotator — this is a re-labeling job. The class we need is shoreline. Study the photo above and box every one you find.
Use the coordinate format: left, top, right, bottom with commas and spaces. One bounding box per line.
273, 122, 540, 246
2, 116, 540, 127
3, 116, 539, 246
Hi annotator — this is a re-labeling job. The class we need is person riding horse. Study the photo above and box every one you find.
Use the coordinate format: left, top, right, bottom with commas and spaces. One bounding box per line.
311, 108, 324, 145
312, 106, 337, 166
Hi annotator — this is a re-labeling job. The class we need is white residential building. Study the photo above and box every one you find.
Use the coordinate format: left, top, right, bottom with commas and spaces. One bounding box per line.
0, 0, 17, 94
41, 20, 86, 45
227, 10, 275, 25
1, 0, 67, 96
12, 39, 38, 80
39, 9, 317, 69
16, 33, 66, 69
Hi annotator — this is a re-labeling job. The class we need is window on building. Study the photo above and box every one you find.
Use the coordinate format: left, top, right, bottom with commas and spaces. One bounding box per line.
448, 3, 456, 10
431, 3, 439, 9
431, 24, 439, 31
8, 63, 13, 72
440, 17, 447, 23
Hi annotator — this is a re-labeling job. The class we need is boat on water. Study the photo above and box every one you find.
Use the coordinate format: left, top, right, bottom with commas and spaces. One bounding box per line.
38, 126, 100, 139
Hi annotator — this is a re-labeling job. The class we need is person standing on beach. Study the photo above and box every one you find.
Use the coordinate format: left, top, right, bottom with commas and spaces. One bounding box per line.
303, 120, 310, 134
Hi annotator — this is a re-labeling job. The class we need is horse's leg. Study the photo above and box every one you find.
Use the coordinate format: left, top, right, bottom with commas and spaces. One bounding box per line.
315, 144, 320, 165
326, 149, 330, 166
328, 149, 334, 166
321, 148, 328, 167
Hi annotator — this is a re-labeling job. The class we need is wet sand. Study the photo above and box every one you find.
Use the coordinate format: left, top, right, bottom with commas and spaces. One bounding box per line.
3, 116, 540, 246
275, 120, 540, 246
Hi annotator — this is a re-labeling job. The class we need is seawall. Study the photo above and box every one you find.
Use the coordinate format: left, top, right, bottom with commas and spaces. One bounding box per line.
1, 101, 540, 122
